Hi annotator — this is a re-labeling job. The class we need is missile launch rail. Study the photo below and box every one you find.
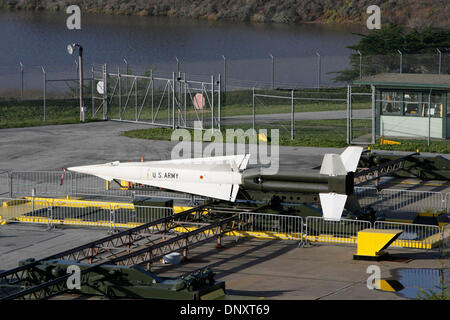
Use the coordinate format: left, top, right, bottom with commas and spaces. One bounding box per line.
0, 202, 266, 300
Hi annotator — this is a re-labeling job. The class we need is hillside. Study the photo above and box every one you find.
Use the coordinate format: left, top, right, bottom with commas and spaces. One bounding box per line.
0, 0, 449, 28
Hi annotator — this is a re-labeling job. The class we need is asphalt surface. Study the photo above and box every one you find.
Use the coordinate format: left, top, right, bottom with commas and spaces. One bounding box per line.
1, 120, 448, 172
0, 223, 446, 300
0, 121, 449, 301
0, 121, 353, 171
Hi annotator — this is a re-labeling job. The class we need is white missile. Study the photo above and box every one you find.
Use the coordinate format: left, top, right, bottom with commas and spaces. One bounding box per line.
68, 154, 250, 202
68, 147, 363, 220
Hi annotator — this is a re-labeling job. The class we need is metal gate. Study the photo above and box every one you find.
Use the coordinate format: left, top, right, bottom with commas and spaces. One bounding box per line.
91, 64, 108, 120
105, 68, 221, 130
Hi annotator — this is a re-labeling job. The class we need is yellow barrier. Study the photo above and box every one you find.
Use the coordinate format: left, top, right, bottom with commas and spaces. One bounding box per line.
354, 229, 403, 261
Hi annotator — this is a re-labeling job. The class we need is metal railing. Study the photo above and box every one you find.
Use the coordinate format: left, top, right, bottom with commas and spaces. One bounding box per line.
8, 171, 205, 202
447, 193, 450, 215
373, 221, 441, 249
355, 187, 446, 216
0, 197, 173, 231
0, 171, 9, 197
304, 216, 371, 244
2, 196, 449, 250
238, 212, 302, 240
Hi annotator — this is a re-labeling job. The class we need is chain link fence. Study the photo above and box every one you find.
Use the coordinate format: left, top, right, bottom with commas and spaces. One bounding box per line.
1, 52, 447, 128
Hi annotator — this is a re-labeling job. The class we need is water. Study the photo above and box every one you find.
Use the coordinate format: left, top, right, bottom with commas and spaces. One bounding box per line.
0, 10, 363, 93
394, 268, 450, 300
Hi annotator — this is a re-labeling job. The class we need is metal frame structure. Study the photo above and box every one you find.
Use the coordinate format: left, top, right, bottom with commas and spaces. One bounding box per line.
104, 67, 221, 130
0, 203, 244, 300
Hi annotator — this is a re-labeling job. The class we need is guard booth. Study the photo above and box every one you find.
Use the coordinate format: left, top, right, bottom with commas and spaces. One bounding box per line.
354, 74, 450, 139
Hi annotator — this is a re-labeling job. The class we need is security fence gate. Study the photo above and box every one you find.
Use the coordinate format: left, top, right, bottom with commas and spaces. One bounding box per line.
98, 65, 221, 130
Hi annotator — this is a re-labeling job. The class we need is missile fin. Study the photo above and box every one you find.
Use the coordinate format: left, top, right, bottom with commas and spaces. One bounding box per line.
320, 154, 347, 176
340, 146, 364, 173
238, 154, 251, 171
319, 193, 348, 221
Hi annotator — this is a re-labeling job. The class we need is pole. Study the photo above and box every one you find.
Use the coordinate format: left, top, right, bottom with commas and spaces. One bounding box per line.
78, 47, 85, 122
371, 85, 376, 144
316, 52, 321, 90
437, 49, 442, 75
135, 76, 138, 121
20, 62, 24, 100
428, 89, 432, 146
222, 55, 226, 97
398, 50, 403, 74
124, 58, 128, 96
291, 89, 294, 140
103, 63, 108, 120
218, 73, 221, 131
269, 54, 274, 89
42, 66, 46, 121
347, 85, 350, 144
172, 72, 176, 129
151, 69, 154, 123
176, 57, 180, 75
357, 51, 362, 81
118, 67, 122, 120
349, 85, 353, 141
252, 87, 255, 131
211, 75, 214, 132
91, 65, 95, 119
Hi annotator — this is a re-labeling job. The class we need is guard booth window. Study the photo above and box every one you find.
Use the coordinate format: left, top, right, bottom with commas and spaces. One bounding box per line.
422, 93, 444, 118
403, 92, 420, 116
381, 91, 402, 115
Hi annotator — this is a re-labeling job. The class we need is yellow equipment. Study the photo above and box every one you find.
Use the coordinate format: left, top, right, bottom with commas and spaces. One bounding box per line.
354, 229, 403, 261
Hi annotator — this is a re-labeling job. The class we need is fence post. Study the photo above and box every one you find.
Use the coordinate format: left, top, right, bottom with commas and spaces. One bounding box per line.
437, 49, 442, 75
291, 89, 295, 140
91, 65, 95, 119
135, 75, 138, 121
118, 67, 122, 120
211, 75, 215, 132
316, 52, 321, 90
103, 64, 108, 120
357, 50, 362, 81
398, 50, 403, 74
347, 85, 350, 144
8, 172, 12, 198
252, 87, 255, 131
218, 73, 221, 131
109, 206, 115, 234
371, 85, 376, 144
20, 62, 24, 100
269, 53, 274, 89
47, 202, 53, 231
172, 72, 176, 129
42, 66, 46, 121
222, 55, 227, 100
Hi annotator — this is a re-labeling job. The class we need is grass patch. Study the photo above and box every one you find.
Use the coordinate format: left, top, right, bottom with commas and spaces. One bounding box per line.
121, 119, 371, 148
122, 119, 450, 154
0, 99, 102, 129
